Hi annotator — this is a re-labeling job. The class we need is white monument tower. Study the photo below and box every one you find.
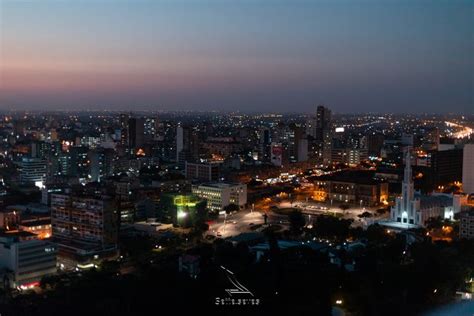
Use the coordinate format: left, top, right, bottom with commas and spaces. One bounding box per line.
391, 147, 421, 226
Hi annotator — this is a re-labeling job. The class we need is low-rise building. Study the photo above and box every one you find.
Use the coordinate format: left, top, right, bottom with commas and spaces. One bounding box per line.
18, 218, 52, 239
192, 182, 247, 212
0, 231, 57, 289
311, 171, 388, 207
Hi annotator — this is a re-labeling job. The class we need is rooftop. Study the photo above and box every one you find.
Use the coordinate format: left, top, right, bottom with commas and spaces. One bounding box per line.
197, 182, 244, 188
310, 170, 386, 185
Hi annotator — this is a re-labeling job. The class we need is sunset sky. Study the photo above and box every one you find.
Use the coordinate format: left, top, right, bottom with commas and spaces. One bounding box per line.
0, 0, 472, 113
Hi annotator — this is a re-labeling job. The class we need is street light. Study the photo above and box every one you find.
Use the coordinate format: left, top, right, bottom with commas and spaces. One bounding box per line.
223, 213, 227, 233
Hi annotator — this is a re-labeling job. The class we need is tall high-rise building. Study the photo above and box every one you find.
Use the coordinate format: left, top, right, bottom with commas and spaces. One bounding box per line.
51, 193, 119, 267
128, 117, 145, 149
176, 124, 199, 168
463, 144, 474, 194
315, 105, 332, 166
13, 119, 26, 136
426, 148, 463, 188
258, 128, 272, 162
69, 146, 89, 179
176, 125, 184, 161
316, 105, 331, 140
119, 113, 129, 147
144, 117, 159, 141
366, 134, 385, 157
270, 142, 283, 167
88, 148, 115, 182
19, 157, 47, 187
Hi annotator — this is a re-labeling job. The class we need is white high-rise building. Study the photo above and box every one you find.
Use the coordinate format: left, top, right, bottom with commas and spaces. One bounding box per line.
391, 148, 421, 226
462, 144, 474, 194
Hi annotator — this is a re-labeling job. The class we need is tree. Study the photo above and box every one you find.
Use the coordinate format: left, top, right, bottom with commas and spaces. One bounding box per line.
365, 223, 391, 244
376, 207, 388, 215
223, 203, 239, 214
313, 215, 353, 240
358, 211, 373, 218
288, 210, 306, 234
339, 204, 350, 211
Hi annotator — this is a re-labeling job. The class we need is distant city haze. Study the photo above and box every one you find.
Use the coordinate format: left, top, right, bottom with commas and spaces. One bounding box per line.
0, 0, 472, 113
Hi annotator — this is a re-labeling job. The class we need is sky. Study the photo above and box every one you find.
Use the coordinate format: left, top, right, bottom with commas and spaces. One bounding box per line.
0, 0, 472, 113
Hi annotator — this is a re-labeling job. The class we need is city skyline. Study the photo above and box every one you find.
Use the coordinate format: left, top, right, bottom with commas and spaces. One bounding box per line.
1, 0, 472, 113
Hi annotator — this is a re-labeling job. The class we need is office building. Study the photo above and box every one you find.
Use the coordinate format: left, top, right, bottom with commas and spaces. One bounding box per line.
312, 171, 388, 206
463, 144, 474, 194
51, 193, 119, 267
176, 125, 200, 167
315, 105, 332, 166
192, 182, 247, 212
460, 209, 474, 239
119, 113, 130, 147
426, 148, 463, 188
185, 161, 220, 182
0, 232, 57, 289
88, 148, 115, 182
331, 147, 368, 166
69, 146, 89, 179
19, 157, 47, 187
366, 134, 385, 157
128, 117, 145, 149
270, 143, 283, 167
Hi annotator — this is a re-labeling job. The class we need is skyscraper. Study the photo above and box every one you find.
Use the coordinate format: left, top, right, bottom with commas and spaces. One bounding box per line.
176, 124, 184, 161
316, 105, 332, 166
19, 157, 47, 187
88, 148, 115, 182
463, 144, 474, 194
176, 124, 199, 168
128, 117, 145, 149
119, 113, 129, 147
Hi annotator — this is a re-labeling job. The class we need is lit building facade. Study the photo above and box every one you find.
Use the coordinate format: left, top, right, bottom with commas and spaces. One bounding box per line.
312, 175, 388, 207
157, 194, 207, 227
51, 193, 119, 267
0, 233, 57, 289
192, 183, 247, 212
19, 157, 47, 187
390, 148, 455, 227
460, 209, 474, 239
391, 148, 421, 225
